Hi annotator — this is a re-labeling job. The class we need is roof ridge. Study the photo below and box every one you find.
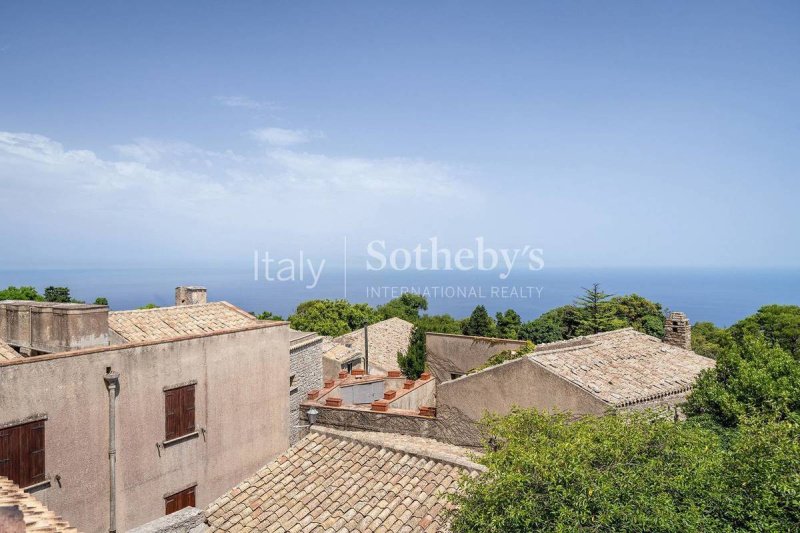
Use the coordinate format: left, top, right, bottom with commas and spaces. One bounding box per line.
109, 301, 227, 315
310, 426, 485, 472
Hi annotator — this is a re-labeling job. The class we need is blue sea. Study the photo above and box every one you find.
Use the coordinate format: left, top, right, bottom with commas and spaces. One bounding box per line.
1, 267, 798, 327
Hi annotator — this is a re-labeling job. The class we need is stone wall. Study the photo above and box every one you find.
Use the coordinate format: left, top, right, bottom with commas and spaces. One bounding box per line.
663, 312, 691, 350
426, 332, 527, 384
289, 336, 323, 444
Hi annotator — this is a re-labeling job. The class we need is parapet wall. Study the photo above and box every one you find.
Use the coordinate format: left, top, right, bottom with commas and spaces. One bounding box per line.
426, 332, 527, 383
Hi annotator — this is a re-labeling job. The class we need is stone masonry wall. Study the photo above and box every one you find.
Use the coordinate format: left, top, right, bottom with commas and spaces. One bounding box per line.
289, 337, 324, 444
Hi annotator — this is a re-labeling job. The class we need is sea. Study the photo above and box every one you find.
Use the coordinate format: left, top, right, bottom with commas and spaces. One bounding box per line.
1, 267, 798, 327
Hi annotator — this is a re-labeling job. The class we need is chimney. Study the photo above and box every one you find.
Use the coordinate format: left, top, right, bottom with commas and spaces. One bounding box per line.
664, 312, 691, 350
175, 286, 207, 306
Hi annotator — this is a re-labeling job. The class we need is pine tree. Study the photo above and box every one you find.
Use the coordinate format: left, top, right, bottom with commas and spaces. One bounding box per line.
463, 305, 496, 337
575, 283, 615, 334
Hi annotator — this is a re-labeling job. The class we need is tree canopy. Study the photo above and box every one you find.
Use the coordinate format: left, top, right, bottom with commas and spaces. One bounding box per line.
462, 305, 495, 337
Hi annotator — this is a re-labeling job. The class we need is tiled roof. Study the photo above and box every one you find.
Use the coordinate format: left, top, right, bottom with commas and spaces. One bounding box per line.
332, 318, 413, 372
320, 338, 362, 363
0, 339, 22, 362
109, 302, 257, 342
531, 328, 715, 407
206, 426, 483, 532
0, 476, 77, 532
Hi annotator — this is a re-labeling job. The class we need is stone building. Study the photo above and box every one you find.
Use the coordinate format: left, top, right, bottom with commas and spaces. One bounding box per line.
664, 311, 692, 350
0, 289, 294, 532
322, 317, 413, 378
288, 330, 323, 444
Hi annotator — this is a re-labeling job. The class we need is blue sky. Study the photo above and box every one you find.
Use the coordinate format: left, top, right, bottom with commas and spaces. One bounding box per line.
1, 1, 798, 270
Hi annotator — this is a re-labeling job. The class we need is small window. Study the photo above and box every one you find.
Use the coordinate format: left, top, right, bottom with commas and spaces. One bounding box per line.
0, 420, 46, 488
165, 485, 196, 515
672, 327, 678, 332
165, 384, 196, 441
346, 362, 354, 373
450, 373, 464, 380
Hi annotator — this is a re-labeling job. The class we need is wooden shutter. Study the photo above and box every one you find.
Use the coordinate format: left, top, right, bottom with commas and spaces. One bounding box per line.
165, 389, 180, 440
165, 485, 196, 515
0, 427, 12, 482
26, 421, 45, 485
181, 386, 195, 435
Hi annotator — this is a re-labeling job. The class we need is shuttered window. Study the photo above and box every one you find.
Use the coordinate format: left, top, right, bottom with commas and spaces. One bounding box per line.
0, 420, 46, 488
164, 384, 196, 440
165, 485, 196, 515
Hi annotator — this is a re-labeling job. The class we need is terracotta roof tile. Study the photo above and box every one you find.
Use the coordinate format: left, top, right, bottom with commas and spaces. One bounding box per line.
207, 427, 482, 532
531, 328, 715, 406
108, 302, 256, 342
0, 476, 77, 532
0, 339, 22, 362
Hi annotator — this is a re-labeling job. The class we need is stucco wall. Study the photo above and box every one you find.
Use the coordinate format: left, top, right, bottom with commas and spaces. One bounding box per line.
289, 337, 323, 444
388, 379, 436, 410
437, 357, 610, 422
0, 323, 289, 533
426, 333, 527, 383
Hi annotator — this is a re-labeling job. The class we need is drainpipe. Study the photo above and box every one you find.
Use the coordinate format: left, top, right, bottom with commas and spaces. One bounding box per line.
363, 324, 369, 374
104, 370, 120, 533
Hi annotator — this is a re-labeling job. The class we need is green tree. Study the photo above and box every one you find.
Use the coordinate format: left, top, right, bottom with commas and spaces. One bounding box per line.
462, 305, 495, 337
730, 304, 800, 356
691, 321, 734, 359
684, 336, 800, 427
575, 283, 615, 335
447, 408, 800, 532
289, 299, 380, 336
518, 315, 563, 344
138, 303, 160, 309
415, 313, 463, 334
608, 294, 665, 338
397, 326, 426, 379
255, 311, 284, 321
44, 286, 74, 303
495, 309, 522, 339
471, 341, 535, 373
0, 286, 43, 301
377, 293, 428, 322
94, 297, 109, 306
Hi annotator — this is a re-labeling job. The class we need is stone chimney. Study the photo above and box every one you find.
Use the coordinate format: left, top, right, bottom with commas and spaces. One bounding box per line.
664, 311, 691, 350
175, 286, 207, 306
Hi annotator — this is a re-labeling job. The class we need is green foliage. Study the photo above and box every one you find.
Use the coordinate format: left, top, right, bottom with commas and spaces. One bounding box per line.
397, 326, 426, 379
0, 286, 44, 301
138, 303, 160, 309
377, 293, 428, 322
574, 283, 615, 334
462, 305, 496, 337
289, 299, 380, 337
448, 408, 800, 532
684, 336, 800, 427
608, 293, 665, 338
495, 309, 522, 339
94, 297, 108, 306
43, 286, 74, 303
471, 341, 535, 373
255, 311, 284, 321
730, 304, 800, 356
415, 313, 463, 334
691, 321, 734, 359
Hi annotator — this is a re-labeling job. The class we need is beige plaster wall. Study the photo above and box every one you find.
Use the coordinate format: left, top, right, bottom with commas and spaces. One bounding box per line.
425, 333, 527, 383
0, 323, 289, 533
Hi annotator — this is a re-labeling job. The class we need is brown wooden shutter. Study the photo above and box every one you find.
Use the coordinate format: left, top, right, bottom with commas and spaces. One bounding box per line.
26, 421, 45, 485
165, 492, 179, 515
165, 485, 196, 515
181, 386, 195, 434
0, 428, 12, 482
165, 389, 180, 440
184, 485, 196, 508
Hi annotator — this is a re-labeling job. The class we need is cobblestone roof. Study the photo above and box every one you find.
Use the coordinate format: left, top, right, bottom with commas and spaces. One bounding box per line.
0, 339, 21, 362
531, 328, 715, 407
0, 476, 77, 532
206, 426, 483, 532
332, 318, 413, 372
109, 302, 257, 342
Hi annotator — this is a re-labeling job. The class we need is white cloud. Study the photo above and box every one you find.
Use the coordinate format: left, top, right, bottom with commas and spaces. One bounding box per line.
215, 95, 279, 111
250, 127, 323, 146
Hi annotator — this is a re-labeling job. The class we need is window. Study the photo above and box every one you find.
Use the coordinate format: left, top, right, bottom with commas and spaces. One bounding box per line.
289, 374, 298, 394
165, 384, 195, 441
451, 373, 465, 380
0, 420, 46, 488
165, 485, 196, 515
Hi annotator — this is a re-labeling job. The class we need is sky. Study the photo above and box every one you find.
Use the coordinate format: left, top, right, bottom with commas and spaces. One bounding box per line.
1, 1, 798, 270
